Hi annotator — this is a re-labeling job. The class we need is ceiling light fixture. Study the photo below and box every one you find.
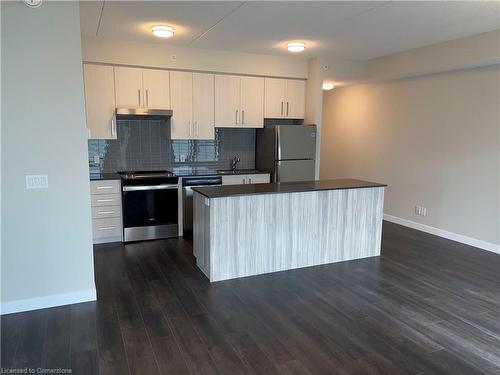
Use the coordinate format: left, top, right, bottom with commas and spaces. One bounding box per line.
322, 82, 335, 91
152, 25, 175, 38
287, 42, 305, 53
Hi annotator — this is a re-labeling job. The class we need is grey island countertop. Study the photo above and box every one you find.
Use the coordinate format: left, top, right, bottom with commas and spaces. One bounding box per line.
192, 179, 386, 198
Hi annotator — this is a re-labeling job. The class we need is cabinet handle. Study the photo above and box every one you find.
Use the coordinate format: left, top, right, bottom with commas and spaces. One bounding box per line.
188, 120, 191, 137
96, 199, 114, 203
96, 186, 113, 190
242, 178, 246, 184
235, 109, 239, 124
286, 102, 289, 116
241, 110, 245, 126
195, 121, 199, 137
248, 177, 252, 183
111, 118, 116, 137
98, 226, 116, 231
138, 89, 141, 106
146, 89, 149, 107
97, 211, 115, 215
281, 102, 283, 116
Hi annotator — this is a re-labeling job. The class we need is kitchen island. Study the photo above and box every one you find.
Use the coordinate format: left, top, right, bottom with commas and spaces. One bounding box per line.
192, 179, 386, 282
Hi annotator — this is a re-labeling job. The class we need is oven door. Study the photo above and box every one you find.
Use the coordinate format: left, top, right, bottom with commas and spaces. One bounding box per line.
122, 183, 178, 241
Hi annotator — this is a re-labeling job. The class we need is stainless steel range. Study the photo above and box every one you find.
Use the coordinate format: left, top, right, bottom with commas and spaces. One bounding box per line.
118, 170, 179, 242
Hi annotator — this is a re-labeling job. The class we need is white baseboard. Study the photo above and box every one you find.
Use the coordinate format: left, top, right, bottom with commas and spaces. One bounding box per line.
1, 289, 97, 315
383, 214, 500, 255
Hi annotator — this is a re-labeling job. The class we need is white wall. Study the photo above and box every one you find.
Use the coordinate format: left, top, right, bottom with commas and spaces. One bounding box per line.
82, 36, 308, 78
305, 58, 325, 178
1, 2, 95, 313
365, 30, 500, 82
321, 65, 500, 250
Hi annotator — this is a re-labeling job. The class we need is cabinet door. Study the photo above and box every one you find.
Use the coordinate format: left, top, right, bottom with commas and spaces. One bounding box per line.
247, 173, 270, 184
221, 175, 247, 185
193, 73, 215, 139
170, 71, 193, 139
264, 78, 286, 118
240, 76, 264, 128
285, 79, 306, 119
114, 66, 143, 107
215, 75, 241, 127
83, 64, 117, 139
142, 69, 170, 108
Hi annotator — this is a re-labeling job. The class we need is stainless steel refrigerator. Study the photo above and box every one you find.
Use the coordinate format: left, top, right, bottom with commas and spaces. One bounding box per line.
256, 124, 316, 182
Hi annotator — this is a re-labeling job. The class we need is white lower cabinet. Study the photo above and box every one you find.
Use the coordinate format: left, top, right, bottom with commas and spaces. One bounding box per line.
90, 180, 123, 244
221, 174, 247, 185
92, 217, 123, 242
221, 173, 270, 185
246, 174, 270, 184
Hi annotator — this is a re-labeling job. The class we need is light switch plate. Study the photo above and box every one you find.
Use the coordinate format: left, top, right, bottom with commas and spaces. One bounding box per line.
26, 175, 49, 189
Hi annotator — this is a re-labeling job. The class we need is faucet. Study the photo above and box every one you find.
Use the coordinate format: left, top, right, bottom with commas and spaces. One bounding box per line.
231, 155, 240, 171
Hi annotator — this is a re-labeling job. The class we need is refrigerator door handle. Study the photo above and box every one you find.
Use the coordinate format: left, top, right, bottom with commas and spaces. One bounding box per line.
276, 126, 281, 160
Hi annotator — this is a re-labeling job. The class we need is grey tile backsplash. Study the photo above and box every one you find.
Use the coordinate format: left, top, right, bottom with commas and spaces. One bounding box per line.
88, 119, 255, 174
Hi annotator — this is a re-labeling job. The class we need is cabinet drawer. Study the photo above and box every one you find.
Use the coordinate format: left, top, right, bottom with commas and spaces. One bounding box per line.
92, 217, 122, 240
92, 205, 121, 219
90, 180, 121, 195
91, 193, 121, 207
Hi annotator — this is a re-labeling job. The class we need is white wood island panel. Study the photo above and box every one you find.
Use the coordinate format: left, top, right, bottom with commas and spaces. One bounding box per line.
193, 180, 385, 282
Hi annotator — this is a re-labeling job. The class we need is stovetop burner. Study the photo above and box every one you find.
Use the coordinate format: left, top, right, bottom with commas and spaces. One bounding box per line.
118, 170, 176, 179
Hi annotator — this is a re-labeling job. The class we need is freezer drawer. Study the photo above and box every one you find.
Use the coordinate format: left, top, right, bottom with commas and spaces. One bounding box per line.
276, 160, 315, 182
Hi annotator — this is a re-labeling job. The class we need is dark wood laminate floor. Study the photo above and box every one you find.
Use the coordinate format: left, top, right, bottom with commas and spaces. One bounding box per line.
2, 221, 500, 374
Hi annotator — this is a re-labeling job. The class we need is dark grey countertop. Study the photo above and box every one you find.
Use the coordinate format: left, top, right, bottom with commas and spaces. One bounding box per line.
89, 168, 271, 180
192, 179, 387, 198
173, 166, 270, 177
89, 172, 121, 181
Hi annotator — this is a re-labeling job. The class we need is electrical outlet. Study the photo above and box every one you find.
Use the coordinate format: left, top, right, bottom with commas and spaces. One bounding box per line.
415, 205, 427, 216
93, 154, 100, 164
26, 175, 48, 189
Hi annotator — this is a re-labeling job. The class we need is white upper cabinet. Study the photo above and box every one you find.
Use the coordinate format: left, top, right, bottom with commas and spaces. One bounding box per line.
115, 67, 170, 109
170, 71, 193, 139
215, 75, 241, 127
85, 62, 305, 141
215, 75, 264, 128
142, 69, 170, 108
264, 78, 306, 119
171, 71, 215, 140
114, 67, 143, 108
285, 79, 306, 119
83, 64, 117, 140
240, 76, 264, 128
264, 78, 286, 118
193, 73, 215, 139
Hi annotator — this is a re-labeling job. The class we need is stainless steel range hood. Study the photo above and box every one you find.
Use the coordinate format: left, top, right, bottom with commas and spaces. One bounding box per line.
115, 108, 173, 119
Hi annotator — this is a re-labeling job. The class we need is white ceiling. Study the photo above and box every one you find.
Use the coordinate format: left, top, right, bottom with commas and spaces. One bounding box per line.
80, 1, 500, 61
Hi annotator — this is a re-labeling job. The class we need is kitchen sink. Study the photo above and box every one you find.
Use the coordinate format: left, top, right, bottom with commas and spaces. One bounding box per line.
216, 169, 261, 175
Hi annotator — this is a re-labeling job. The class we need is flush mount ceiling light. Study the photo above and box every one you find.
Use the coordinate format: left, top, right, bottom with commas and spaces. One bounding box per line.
322, 82, 335, 91
152, 25, 175, 38
287, 42, 305, 53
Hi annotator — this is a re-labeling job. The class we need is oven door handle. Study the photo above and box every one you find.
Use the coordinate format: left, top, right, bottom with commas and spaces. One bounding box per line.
123, 184, 178, 192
